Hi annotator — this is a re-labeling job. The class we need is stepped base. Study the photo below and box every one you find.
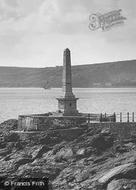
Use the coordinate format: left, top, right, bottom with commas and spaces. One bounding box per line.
57, 97, 79, 116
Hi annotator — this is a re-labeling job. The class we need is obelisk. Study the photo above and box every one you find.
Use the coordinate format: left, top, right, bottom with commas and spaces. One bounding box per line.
57, 48, 79, 116
63, 48, 75, 97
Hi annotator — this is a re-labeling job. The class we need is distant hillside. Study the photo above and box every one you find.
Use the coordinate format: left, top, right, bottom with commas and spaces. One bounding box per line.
0, 60, 136, 88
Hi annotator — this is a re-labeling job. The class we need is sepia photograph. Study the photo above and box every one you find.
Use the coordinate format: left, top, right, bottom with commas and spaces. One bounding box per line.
0, 0, 136, 189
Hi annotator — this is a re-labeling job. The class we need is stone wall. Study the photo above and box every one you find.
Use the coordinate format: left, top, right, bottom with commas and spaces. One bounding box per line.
18, 115, 86, 131
18, 115, 53, 131
18, 114, 136, 141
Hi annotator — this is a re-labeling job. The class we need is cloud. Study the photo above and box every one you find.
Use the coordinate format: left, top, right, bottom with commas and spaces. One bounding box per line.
0, 0, 135, 67
0, 0, 44, 19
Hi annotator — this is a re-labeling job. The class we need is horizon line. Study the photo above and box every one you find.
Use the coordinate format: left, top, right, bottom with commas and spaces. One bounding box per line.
0, 58, 135, 69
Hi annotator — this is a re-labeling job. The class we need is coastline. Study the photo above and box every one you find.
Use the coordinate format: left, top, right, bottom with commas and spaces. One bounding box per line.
0, 119, 136, 189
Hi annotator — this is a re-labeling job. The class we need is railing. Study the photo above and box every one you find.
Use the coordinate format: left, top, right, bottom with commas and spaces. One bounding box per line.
87, 112, 136, 123
116, 112, 135, 123
86, 113, 116, 123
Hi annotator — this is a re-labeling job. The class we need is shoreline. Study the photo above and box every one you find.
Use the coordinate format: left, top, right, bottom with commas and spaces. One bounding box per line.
0, 119, 136, 189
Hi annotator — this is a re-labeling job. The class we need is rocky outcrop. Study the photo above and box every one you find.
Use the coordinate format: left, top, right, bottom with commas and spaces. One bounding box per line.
98, 163, 136, 189
98, 163, 136, 184
0, 119, 18, 134
107, 179, 136, 190
0, 120, 136, 189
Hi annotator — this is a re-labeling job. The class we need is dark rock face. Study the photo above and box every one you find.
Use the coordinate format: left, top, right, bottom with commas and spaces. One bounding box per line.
107, 179, 136, 190
0, 119, 18, 133
0, 120, 136, 189
91, 133, 114, 154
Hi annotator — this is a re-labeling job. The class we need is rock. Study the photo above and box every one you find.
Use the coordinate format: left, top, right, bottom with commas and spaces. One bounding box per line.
115, 145, 128, 153
15, 145, 51, 160
101, 128, 110, 135
98, 163, 136, 185
55, 147, 73, 161
107, 179, 136, 190
0, 148, 10, 156
0, 159, 16, 176
5, 133, 20, 142
15, 164, 31, 176
43, 150, 54, 160
75, 169, 90, 182
76, 148, 85, 156
34, 145, 51, 158
28, 145, 44, 159
124, 142, 135, 149
14, 158, 33, 169
86, 157, 94, 162
0, 119, 18, 133
91, 133, 114, 154
93, 156, 107, 164
52, 141, 67, 154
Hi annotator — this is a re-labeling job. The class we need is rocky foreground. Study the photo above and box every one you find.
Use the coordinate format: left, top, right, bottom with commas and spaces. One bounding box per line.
0, 120, 136, 190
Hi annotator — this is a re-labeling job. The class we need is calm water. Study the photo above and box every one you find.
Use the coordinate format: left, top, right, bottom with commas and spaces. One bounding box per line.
0, 88, 136, 123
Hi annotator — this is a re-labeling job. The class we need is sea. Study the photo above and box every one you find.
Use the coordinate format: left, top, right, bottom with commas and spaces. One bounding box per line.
0, 88, 136, 123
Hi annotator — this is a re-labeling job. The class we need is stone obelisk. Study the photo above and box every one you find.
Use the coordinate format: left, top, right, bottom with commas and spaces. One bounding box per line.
57, 48, 79, 116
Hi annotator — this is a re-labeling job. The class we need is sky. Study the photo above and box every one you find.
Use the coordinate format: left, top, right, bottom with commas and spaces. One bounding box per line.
0, 0, 135, 67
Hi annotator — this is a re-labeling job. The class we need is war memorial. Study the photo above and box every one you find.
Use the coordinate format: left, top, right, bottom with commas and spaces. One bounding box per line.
18, 48, 86, 131
18, 48, 135, 139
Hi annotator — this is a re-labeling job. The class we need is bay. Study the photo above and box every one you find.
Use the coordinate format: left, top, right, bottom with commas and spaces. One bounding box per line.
0, 88, 136, 123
